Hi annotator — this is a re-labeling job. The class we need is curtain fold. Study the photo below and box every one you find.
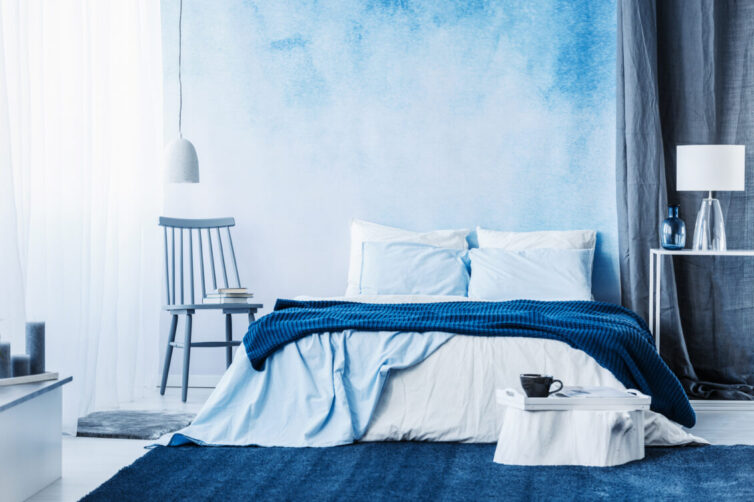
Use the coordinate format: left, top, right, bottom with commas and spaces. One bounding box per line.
0, 0, 164, 430
617, 0, 754, 399
0, 2, 27, 355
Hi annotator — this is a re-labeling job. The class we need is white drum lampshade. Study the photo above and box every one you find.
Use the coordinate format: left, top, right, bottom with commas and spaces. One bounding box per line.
676, 144, 746, 250
165, 137, 199, 183
677, 145, 745, 192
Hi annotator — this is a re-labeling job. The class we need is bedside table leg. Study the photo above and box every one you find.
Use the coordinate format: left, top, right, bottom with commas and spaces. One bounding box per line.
649, 252, 655, 335
654, 254, 662, 352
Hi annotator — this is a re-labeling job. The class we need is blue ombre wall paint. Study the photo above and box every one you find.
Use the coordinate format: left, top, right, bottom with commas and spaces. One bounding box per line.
161, 0, 617, 374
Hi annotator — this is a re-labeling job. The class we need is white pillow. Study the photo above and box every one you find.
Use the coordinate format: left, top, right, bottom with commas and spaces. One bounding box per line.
359, 242, 469, 296
476, 227, 596, 251
345, 219, 469, 297
468, 248, 594, 301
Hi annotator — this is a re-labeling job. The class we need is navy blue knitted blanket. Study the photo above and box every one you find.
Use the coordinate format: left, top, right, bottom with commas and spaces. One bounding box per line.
242, 299, 695, 427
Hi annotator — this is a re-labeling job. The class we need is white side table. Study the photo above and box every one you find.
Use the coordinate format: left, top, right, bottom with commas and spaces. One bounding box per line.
649, 248, 754, 411
649, 248, 754, 350
494, 387, 650, 466
0, 376, 71, 502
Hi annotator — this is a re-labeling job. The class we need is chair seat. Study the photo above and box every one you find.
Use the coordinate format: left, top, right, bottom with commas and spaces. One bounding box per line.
163, 303, 263, 311
169, 340, 242, 349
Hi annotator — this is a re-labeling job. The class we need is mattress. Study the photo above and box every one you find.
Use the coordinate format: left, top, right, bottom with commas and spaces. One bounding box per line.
167, 295, 703, 447
294, 295, 702, 445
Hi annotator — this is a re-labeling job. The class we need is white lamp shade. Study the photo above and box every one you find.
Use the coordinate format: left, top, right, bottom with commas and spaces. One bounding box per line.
164, 137, 200, 183
676, 144, 745, 192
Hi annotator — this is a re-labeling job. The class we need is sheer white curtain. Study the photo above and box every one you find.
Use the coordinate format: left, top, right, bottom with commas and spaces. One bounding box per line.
0, 0, 163, 432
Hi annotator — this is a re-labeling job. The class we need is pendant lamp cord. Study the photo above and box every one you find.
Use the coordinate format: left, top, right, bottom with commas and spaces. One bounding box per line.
178, 0, 184, 137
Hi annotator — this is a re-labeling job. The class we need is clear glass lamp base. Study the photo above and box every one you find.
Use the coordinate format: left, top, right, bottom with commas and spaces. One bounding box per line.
692, 195, 727, 251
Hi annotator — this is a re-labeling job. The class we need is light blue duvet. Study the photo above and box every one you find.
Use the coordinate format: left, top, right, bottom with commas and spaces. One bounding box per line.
168, 330, 453, 447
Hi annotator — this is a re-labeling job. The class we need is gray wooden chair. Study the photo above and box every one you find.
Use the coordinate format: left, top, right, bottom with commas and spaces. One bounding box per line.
159, 217, 262, 402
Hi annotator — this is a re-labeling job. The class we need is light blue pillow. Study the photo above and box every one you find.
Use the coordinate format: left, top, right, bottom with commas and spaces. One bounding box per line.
468, 248, 593, 301
359, 242, 469, 296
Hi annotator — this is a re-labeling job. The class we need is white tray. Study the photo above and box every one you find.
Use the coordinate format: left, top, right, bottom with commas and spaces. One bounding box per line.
0, 372, 59, 387
496, 386, 651, 411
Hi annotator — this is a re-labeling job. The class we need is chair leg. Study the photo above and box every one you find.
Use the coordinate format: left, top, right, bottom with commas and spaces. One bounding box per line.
160, 315, 179, 396
225, 314, 233, 368
182, 313, 193, 403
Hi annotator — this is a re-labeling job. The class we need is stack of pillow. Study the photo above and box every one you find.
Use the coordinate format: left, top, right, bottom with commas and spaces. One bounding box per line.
347, 219, 596, 301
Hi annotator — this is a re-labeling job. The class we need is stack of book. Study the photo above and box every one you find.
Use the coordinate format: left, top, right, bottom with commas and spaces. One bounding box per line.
203, 288, 254, 304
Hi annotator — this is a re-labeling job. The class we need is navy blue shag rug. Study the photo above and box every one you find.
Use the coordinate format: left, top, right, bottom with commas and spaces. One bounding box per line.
82, 443, 754, 501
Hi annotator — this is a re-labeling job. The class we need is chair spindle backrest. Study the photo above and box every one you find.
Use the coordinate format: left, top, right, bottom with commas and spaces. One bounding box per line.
158, 217, 243, 307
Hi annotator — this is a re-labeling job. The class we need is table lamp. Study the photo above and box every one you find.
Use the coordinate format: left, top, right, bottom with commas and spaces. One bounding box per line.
677, 145, 746, 251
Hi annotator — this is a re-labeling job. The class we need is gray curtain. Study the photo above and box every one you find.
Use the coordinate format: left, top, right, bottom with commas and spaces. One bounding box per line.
617, 0, 754, 399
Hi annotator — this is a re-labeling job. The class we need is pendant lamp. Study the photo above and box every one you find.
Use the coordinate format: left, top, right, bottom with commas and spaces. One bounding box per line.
165, 0, 199, 183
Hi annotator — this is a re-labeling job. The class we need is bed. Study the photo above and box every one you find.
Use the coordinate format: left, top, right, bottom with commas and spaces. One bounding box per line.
167, 295, 701, 447
166, 221, 703, 448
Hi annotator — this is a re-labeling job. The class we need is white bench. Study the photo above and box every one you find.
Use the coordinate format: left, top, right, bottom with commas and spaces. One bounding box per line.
0, 376, 71, 502
494, 387, 650, 467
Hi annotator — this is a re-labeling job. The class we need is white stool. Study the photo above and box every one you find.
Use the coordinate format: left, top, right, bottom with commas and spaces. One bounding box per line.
494, 387, 650, 467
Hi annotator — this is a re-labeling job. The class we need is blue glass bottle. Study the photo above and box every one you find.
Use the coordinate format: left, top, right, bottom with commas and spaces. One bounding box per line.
661, 204, 686, 250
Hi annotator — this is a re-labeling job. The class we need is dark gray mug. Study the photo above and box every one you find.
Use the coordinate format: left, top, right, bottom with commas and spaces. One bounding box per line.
520, 374, 563, 398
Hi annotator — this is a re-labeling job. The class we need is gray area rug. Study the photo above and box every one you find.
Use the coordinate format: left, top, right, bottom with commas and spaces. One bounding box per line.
77, 410, 195, 440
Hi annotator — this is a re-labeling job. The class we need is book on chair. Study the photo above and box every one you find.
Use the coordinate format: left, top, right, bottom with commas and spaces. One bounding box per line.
203, 288, 254, 304
217, 288, 249, 294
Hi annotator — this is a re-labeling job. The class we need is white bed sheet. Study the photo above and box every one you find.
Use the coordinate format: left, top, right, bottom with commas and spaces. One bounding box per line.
364, 335, 703, 445
297, 296, 704, 446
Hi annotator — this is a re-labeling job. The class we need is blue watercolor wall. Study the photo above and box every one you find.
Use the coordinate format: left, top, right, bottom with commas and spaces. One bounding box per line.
161, 0, 617, 373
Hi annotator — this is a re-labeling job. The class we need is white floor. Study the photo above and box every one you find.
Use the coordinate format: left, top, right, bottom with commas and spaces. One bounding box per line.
28, 386, 213, 502
686, 410, 754, 445
26, 389, 754, 502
